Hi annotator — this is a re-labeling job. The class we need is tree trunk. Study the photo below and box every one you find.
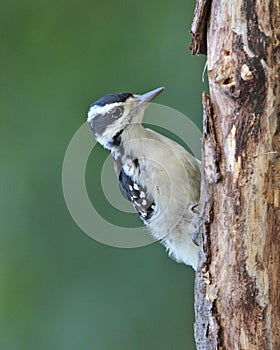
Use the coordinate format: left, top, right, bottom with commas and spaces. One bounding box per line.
190, 0, 280, 349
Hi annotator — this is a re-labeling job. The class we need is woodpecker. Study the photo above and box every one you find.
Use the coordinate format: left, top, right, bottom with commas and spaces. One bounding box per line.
87, 87, 201, 270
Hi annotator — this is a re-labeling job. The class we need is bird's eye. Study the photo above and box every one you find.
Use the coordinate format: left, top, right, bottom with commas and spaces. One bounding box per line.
111, 106, 124, 119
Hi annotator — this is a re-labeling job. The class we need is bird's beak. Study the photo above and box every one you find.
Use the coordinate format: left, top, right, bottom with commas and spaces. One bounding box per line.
137, 87, 165, 106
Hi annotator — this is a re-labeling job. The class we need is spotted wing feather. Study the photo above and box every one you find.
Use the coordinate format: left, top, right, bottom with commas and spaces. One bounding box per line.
118, 169, 155, 221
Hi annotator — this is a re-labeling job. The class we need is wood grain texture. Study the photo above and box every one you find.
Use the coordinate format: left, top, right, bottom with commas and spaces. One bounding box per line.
190, 0, 211, 55
193, 0, 280, 349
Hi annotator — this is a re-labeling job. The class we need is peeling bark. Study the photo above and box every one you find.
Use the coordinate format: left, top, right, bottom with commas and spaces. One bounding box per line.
190, 0, 212, 54
191, 0, 280, 349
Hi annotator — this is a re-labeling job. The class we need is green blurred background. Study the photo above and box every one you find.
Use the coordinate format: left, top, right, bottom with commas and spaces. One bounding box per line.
1, 0, 207, 349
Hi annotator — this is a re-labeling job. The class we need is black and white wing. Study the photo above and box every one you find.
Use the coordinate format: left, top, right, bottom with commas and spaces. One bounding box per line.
118, 168, 155, 222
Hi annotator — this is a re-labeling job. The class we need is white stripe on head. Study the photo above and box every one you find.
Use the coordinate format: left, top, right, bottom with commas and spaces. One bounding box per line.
87, 102, 119, 121
87, 96, 135, 122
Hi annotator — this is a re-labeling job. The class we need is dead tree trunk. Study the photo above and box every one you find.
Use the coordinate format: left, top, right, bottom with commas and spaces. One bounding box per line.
190, 0, 280, 349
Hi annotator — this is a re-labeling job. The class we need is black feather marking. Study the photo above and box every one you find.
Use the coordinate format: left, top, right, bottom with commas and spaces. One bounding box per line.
133, 158, 139, 168
110, 129, 124, 147
119, 169, 155, 221
91, 92, 133, 107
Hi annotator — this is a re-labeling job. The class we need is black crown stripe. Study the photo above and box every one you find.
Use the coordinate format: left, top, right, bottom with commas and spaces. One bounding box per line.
90, 92, 133, 107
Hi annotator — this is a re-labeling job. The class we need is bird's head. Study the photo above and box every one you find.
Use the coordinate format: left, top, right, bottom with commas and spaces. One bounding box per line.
87, 87, 164, 149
